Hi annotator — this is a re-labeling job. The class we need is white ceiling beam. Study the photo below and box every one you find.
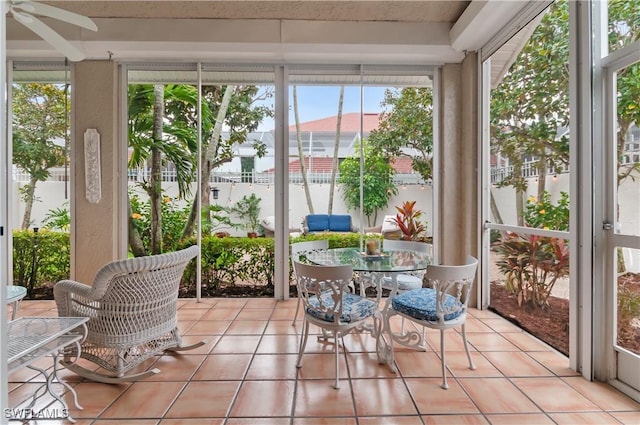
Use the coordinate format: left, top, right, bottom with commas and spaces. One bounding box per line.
450, 0, 531, 52
6, 17, 463, 64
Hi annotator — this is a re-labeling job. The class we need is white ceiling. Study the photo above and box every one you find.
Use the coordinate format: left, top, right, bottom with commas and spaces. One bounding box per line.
5, 1, 534, 65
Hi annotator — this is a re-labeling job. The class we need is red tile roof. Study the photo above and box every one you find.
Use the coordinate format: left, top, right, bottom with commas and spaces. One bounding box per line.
289, 112, 381, 133
284, 156, 415, 174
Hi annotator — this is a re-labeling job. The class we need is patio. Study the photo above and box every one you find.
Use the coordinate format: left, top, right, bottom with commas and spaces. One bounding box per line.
7, 298, 640, 424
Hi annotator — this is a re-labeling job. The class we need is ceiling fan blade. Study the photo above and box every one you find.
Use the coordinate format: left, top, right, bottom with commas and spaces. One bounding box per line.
12, 11, 87, 61
11, 0, 98, 31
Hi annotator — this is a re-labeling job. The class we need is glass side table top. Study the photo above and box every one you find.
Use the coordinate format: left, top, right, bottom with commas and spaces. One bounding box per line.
7, 285, 27, 303
306, 247, 430, 272
8, 316, 88, 364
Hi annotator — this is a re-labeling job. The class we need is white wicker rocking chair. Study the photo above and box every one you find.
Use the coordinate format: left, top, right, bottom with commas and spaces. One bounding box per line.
54, 245, 204, 384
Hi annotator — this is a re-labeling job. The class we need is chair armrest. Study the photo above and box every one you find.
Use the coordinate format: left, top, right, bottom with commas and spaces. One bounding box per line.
54, 279, 96, 316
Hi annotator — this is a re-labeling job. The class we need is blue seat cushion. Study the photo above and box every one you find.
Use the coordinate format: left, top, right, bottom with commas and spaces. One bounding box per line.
391, 288, 463, 322
329, 215, 352, 232
306, 214, 330, 232
307, 292, 378, 323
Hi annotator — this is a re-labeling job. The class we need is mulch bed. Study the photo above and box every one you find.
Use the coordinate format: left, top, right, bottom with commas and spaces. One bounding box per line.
490, 275, 640, 357
489, 284, 570, 355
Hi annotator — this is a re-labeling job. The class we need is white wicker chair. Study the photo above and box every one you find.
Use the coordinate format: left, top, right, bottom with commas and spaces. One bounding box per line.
54, 245, 204, 383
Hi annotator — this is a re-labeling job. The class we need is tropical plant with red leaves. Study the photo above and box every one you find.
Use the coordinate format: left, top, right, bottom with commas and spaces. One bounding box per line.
495, 232, 569, 308
393, 201, 427, 241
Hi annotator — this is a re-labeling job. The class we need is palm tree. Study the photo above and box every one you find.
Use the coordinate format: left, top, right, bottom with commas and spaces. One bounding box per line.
127, 84, 195, 255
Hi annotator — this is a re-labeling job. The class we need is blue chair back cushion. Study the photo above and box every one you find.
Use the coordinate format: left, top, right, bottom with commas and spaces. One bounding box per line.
329, 215, 352, 232
306, 214, 330, 232
391, 288, 463, 322
307, 292, 378, 323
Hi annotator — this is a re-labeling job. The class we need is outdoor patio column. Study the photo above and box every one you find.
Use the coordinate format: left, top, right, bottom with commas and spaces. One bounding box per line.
437, 53, 479, 303
72, 60, 123, 284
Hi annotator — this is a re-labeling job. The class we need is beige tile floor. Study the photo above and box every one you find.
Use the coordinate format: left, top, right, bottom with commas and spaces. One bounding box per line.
7, 298, 640, 425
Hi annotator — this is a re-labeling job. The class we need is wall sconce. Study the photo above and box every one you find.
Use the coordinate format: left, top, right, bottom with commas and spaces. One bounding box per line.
211, 186, 220, 200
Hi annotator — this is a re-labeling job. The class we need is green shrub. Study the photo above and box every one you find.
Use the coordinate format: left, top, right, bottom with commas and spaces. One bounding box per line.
129, 191, 192, 253
12, 230, 365, 299
291, 232, 363, 249
42, 202, 70, 231
12, 229, 70, 298
523, 191, 569, 231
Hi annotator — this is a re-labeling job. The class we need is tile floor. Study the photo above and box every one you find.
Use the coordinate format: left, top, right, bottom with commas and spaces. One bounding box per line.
6, 298, 640, 425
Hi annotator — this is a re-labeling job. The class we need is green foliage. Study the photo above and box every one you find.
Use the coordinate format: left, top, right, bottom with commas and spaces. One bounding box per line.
201, 204, 237, 235
291, 232, 362, 249
522, 191, 569, 231
128, 84, 197, 198
495, 234, 570, 309
490, 0, 570, 194
230, 193, 262, 233
12, 83, 68, 228
491, 0, 640, 199
12, 230, 364, 299
338, 142, 398, 226
127, 83, 274, 252
368, 87, 434, 181
607, 0, 640, 53
129, 190, 191, 253
42, 202, 70, 231
393, 200, 427, 241
12, 229, 70, 298
186, 236, 275, 293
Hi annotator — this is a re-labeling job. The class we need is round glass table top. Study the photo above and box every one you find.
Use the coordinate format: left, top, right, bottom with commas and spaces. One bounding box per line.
306, 247, 430, 272
7, 285, 27, 303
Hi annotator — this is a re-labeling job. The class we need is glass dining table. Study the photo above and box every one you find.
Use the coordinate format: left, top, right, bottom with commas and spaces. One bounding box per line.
306, 246, 432, 370
306, 246, 431, 298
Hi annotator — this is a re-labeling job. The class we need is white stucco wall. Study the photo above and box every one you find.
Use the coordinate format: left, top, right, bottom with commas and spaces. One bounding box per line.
11, 173, 638, 272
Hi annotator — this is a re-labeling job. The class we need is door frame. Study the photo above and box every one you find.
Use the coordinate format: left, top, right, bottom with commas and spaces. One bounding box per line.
601, 41, 640, 400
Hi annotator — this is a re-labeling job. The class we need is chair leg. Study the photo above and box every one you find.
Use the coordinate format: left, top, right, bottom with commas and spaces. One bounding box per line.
333, 331, 340, 389
461, 323, 476, 370
292, 296, 301, 326
167, 339, 207, 352
439, 329, 448, 390
296, 319, 310, 369
61, 360, 160, 384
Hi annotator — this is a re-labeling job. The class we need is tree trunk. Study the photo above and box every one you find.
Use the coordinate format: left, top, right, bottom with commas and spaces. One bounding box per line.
293, 86, 314, 214
328, 86, 344, 215
148, 84, 164, 254
127, 197, 146, 257
515, 188, 525, 227
490, 189, 504, 224
181, 86, 235, 240
536, 155, 547, 202
21, 177, 38, 229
